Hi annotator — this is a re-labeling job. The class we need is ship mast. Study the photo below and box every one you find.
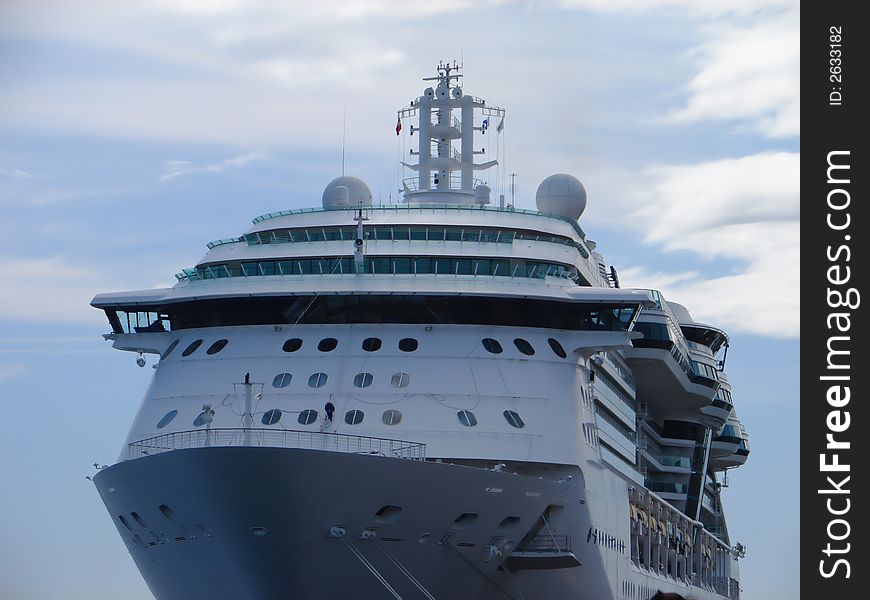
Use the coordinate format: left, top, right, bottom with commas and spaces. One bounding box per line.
398, 61, 505, 205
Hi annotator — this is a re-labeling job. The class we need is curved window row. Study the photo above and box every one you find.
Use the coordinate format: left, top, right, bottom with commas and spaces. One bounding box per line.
269, 371, 411, 389
244, 225, 583, 252
115, 296, 639, 333
162, 338, 229, 360
187, 256, 575, 281
481, 336, 569, 359
156, 406, 527, 430
282, 336, 420, 353
161, 334, 569, 363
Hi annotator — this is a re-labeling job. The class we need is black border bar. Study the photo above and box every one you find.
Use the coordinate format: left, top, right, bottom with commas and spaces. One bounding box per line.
802, 2, 867, 595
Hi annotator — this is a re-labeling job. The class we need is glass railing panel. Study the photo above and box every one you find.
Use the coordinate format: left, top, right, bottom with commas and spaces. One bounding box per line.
658, 455, 692, 468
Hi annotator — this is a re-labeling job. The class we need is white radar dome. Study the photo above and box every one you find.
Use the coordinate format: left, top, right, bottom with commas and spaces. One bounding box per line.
322, 176, 373, 210
535, 174, 587, 220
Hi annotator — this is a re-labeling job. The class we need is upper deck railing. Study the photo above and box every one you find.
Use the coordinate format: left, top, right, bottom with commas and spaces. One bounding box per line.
249, 204, 588, 240
126, 428, 426, 462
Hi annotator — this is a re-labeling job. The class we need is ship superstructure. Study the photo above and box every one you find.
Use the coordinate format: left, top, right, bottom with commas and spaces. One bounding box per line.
92, 64, 749, 600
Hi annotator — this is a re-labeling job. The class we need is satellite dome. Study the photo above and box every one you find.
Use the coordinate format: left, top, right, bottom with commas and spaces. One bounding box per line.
535, 174, 587, 220
322, 176, 373, 209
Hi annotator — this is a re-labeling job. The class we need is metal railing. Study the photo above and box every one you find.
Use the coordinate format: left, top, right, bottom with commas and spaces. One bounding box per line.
250, 205, 588, 241
126, 428, 426, 461
522, 533, 572, 553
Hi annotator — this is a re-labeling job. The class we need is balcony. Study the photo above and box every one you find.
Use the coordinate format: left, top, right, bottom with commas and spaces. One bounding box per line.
504, 534, 581, 571
646, 480, 688, 495
625, 337, 719, 415
126, 428, 427, 462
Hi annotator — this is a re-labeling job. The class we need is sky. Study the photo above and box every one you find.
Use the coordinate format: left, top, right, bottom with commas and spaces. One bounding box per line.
0, 1, 799, 599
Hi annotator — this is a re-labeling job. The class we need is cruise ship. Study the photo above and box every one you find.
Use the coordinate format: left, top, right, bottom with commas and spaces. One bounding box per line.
91, 63, 749, 600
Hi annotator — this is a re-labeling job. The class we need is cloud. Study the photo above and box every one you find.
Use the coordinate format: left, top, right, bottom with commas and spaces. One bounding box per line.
1, 167, 39, 179
613, 151, 800, 337
638, 151, 799, 249
558, 0, 796, 16
160, 152, 267, 181
667, 11, 799, 138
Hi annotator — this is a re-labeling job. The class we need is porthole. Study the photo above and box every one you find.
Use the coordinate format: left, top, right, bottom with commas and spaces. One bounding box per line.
262, 409, 282, 425
118, 515, 132, 530
282, 338, 303, 352
158, 505, 176, 522
298, 409, 318, 425
131, 512, 147, 527
457, 410, 478, 427
503, 410, 525, 429
398, 338, 418, 352
353, 372, 374, 388
160, 340, 179, 360
181, 339, 203, 357
308, 372, 328, 388
382, 409, 402, 425
375, 505, 403, 523
390, 372, 410, 388
156, 410, 178, 429
548, 338, 567, 359
513, 338, 535, 356
206, 339, 228, 355
318, 338, 338, 352
453, 512, 478, 528
362, 337, 382, 352
272, 373, 292, 388
482, 338, 503, 354
345, 409, 365, 425
498, 516, 521, 529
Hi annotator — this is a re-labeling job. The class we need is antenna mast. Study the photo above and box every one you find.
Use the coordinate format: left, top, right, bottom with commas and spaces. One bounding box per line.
396, 61, 505, 205
341, 109, 346, 177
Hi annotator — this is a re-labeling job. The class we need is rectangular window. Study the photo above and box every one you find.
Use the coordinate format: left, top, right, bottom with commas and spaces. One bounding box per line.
415, 258, 430, 274
372, 258, 391, 274
393, 257, 412, 274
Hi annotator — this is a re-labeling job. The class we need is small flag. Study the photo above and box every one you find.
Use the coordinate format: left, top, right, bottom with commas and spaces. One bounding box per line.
482, 118, 489, 132
396, 118, 402, 136
497, 117, 505, 133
